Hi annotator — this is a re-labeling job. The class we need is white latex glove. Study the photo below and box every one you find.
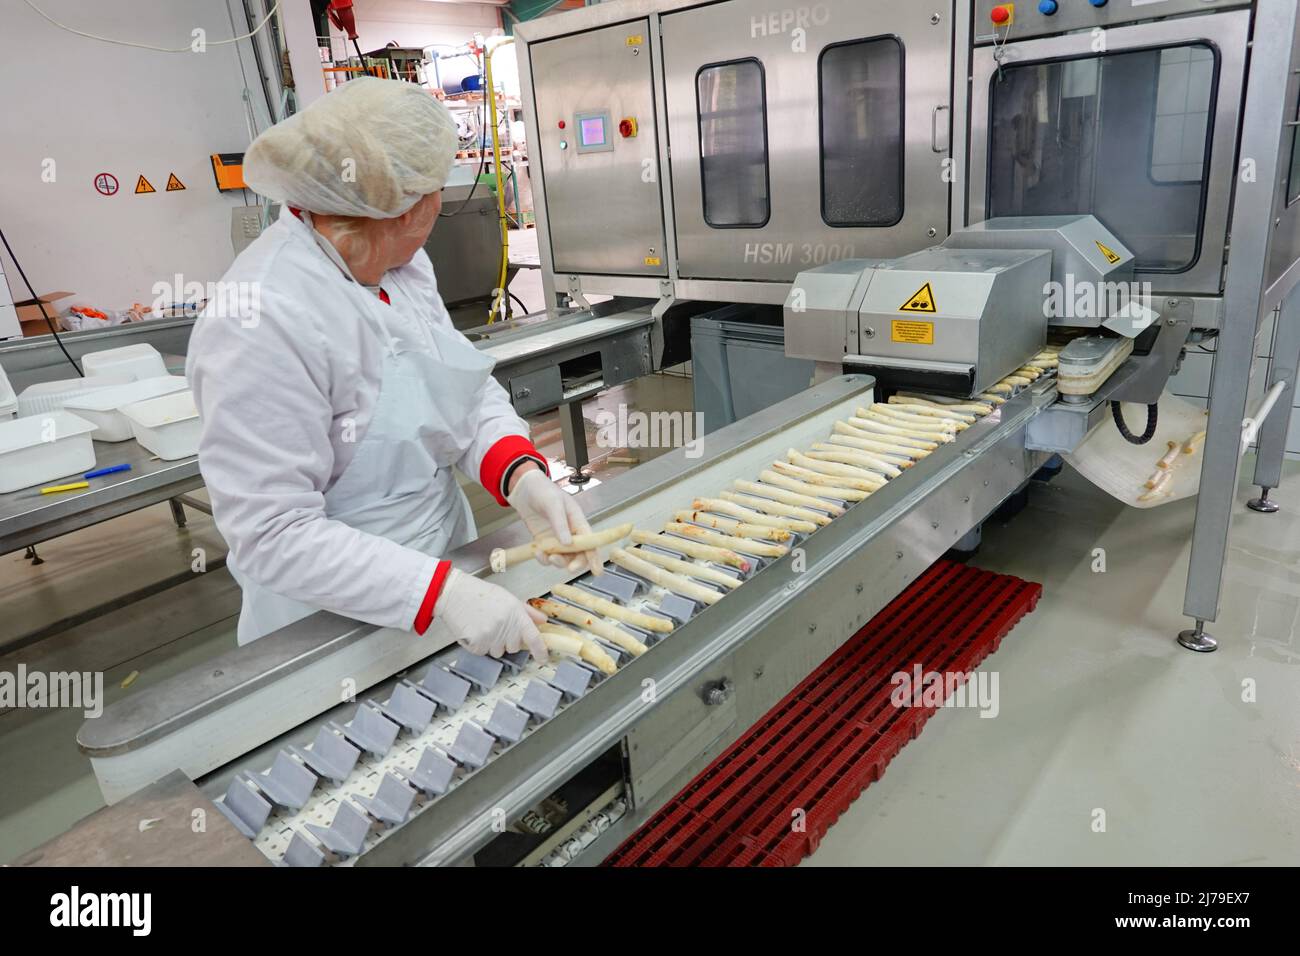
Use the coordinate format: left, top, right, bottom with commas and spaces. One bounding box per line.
434, 568, 548, 661
506, 467, 601, 574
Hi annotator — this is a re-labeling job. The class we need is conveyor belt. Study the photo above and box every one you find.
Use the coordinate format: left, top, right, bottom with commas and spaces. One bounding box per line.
603, 560, 1041, 867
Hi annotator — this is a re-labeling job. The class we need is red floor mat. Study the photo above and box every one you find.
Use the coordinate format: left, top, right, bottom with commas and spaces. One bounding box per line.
604, 559, 1042, 867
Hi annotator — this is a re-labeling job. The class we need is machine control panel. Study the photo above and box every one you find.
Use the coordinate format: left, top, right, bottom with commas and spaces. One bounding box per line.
975, 0, 1249, 44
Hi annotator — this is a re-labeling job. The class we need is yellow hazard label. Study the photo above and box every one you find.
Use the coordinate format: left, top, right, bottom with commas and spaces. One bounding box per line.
644, 256, 661, 266
891, 319, 935, 345
1096, 240, 1121, 265
626, 34, 644, 46
899, 282, 937, 314
134, 174, 156, 194
165, 172, 186, 191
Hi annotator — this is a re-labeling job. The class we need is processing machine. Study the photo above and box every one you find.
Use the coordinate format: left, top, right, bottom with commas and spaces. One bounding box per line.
40, 0, 1300, 867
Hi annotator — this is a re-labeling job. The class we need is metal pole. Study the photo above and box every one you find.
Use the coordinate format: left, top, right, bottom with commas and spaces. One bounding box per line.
1180, 0, 1300, 652
1249, 291, 1300, 511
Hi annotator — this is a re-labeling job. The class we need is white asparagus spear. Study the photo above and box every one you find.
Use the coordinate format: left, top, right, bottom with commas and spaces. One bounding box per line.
826, 435, 914, 467
1183, 430, 1207, 455
551, 583, 674, 633
490, 522, 633, 572
833, 421, 929, 458
889, 396, 992, 417
885, 397, 977, 424
673, 509, 794, 541
841, 418, 940, 451
1002, 374, 1032, 387
1139, 470, 1172, 502
734, 478, 845, 515
690, 497, 816, 533
855, 412, 956, 442
538, 624, 617, 675
1027, 358, 1058, 369
986, 382, 1014, 395
528, 597, 649, 655
1014, 366, 1043, 380
772, 460, 881, 495
759, 469, 867, 502
978, 392, 1008, 405
721, 489, 832, 526
1156, 441, 1181, 471
865, 403, 968, 432
809, 444, 903, 479
631, 530, 751, 570
630, 547, 743, 589
611, 548, 724, 605
664, 522, 789, 558
787, 449, 890, 485
895, 392, 994, 414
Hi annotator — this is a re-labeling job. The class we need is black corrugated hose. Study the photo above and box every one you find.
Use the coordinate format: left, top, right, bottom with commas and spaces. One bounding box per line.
1111, 401, 1158, 445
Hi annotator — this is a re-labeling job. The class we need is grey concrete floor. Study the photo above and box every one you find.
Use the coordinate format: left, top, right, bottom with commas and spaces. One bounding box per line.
1, 356, 1297, 864
804, 464, 1300, 866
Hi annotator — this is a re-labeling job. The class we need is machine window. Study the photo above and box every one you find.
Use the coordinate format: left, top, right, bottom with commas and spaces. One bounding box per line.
819, 36, 904, 227
697, 59, 770, 227
987, 43, 1219, 274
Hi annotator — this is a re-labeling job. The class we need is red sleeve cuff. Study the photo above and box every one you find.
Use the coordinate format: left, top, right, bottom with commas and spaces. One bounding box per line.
413, 560, 453, 635
479, 434, 548, 506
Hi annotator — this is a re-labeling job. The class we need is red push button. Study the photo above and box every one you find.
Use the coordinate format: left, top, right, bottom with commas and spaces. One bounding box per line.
618, 117, 638, 138
991, 4, 1011, 24
557, 119, 566, 129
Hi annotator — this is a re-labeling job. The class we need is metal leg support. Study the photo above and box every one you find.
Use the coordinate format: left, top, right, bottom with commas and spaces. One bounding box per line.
169, 498, 188, 529
1249, 296, 1300, 511
558, 400, 591, 486
1177, 620, 1218, 654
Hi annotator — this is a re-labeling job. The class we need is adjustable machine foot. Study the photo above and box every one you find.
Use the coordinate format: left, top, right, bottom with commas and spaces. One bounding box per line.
1176, 619, 1218, 653
1247, 488, 1280, 513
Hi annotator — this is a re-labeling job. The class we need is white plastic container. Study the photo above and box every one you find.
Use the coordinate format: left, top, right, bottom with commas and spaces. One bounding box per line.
82, 343, 168, 382
121, 390, 200, 460
0, 365, 15, 421
0, 411, 98, 493
16, 375, 132, 417
62, 375, 189, 442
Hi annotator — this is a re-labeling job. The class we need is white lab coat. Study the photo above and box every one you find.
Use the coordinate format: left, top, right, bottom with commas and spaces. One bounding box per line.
186, 212, 532, 641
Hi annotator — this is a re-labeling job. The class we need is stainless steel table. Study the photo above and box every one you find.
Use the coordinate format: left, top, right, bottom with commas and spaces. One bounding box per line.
0, 439, 204, 556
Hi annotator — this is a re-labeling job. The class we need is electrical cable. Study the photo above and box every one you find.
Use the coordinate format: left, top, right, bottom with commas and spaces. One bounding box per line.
1111, 401, 1158, 445
0, 225, 82, 375
21, 0, 282, 53
508, 291, 529, 317
440, 64, 489, 218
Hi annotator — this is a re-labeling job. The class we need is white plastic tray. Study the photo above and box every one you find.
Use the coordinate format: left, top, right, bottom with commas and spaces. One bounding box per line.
83, 343, 168, 382
121, 390, 200, 460
0, 411, 98, 493
63, 375, 189, 442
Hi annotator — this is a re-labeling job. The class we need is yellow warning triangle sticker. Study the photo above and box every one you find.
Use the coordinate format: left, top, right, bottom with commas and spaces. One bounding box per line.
1096, 240, 1121, 265
134, 174, 156, 194
899, 282, 938, 314
165, 172, 186, 191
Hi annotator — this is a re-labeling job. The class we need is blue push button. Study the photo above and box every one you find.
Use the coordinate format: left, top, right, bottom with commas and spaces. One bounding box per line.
1089, 0, 1109, 7
1038, 0, 1058, 13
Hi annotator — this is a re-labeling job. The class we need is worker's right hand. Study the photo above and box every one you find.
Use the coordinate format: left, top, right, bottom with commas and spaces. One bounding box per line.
434, 568, 548, 661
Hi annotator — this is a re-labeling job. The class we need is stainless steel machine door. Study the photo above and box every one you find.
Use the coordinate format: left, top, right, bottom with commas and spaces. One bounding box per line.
529, 18, 668, 277
661, 0, 953, 283
968, 10, 1251, 297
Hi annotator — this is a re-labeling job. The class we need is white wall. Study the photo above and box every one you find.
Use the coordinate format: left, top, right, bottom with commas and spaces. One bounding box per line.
0, 0, 287, 309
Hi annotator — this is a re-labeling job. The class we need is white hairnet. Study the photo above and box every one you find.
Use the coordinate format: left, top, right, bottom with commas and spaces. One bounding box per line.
244, 77, 458, 219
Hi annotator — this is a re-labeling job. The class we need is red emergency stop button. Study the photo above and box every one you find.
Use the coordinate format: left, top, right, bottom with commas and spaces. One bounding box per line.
557, 119, 566, 129
619, 117, 638, 138
991, 4, 1011, 24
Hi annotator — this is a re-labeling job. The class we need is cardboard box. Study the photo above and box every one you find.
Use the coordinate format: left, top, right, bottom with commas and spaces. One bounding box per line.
14, 292, 76, 338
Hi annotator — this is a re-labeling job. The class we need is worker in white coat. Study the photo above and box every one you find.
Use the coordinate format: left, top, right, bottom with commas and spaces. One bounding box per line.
187, 78, 597, 657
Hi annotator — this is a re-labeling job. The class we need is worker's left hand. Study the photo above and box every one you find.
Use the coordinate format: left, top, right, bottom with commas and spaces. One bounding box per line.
507, 466, 601, 574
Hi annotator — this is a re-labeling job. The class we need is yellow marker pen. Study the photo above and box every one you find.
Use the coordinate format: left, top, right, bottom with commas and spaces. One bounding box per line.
40, 481, 90, 494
